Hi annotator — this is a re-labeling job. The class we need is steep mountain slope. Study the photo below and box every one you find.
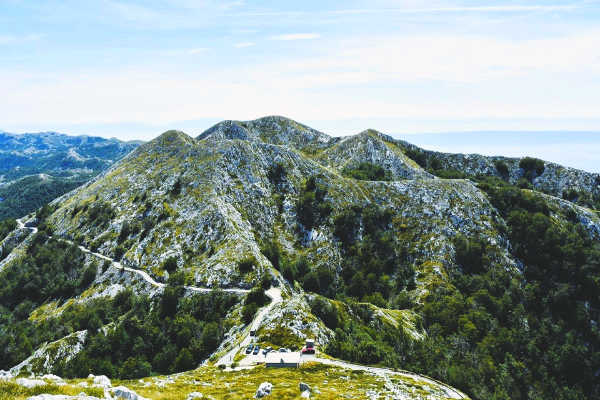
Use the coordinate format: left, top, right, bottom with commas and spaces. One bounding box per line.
0, 116, 598, 400
396, 139, 600, 206
0, 131, 139, 219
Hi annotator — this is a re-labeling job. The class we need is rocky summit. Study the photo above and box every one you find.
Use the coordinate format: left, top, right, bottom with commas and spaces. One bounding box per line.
1, 116, 599, 400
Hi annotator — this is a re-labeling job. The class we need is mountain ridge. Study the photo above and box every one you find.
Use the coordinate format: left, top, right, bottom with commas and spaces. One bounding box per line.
0, 131, 139, 220
0, 116, 598, 400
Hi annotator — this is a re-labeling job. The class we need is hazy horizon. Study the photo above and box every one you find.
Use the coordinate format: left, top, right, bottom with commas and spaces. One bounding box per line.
3, 124, 599, 174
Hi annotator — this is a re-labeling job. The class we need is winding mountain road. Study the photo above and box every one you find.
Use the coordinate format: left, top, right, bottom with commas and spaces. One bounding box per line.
215, 286, 282, 366
15, 217, 250, 295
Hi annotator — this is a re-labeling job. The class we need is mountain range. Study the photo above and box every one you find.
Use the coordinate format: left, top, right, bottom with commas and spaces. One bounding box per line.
0, 116, 598, 400
0, 131, 139, 220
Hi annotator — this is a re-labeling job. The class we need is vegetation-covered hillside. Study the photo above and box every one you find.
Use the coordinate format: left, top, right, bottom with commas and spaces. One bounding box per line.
0, 116, 598, 399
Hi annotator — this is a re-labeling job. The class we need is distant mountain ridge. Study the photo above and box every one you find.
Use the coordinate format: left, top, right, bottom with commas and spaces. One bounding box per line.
0, 130, 139, 220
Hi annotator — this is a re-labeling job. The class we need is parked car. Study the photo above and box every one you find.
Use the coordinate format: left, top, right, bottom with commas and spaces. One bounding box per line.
301, 339, 316, 354
278, 348, 289, 353
245, 345, 254, 354
262, 346, 272, 355
301, 345, 315, 354
250, 330, 256, 336
253, 345, 260, 355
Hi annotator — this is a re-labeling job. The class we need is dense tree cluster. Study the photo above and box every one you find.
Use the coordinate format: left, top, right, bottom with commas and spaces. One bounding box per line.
494, 160, 510, 178
295, 176, 332, 230
342, 162, 392, 181
0, 233, 238, 379
316, 178, 599, 399
0, 218, 16, 243
333, 204, 415, 302
241, 286, 270, 324
319, 299, 412, 366
61, 282, 237, 379
519, 157, 545, 181
403, 148, 427, 168
0, 234, 92, 368
398, 179, 600, 399
0, 175, 89, 221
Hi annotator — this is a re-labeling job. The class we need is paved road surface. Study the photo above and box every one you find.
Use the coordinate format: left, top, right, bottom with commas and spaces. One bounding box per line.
216, 287, 282, 366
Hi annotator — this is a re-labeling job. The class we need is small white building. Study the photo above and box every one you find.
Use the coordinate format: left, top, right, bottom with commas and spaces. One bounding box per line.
265, 352, 300, 368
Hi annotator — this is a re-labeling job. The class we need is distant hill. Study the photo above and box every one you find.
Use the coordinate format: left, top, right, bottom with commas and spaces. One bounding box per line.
0, 131, 139, 220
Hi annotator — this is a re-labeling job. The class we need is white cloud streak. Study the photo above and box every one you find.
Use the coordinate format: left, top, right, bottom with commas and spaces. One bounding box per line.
234, 4, 579, 17
0, 33, 44, 45
1, 30, 599, 131
234, 42, 255, 48
270, 33, 320, 41
187, 48, 208, 54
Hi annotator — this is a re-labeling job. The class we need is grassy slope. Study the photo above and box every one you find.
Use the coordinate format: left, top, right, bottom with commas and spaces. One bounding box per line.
0, 363, 464, 400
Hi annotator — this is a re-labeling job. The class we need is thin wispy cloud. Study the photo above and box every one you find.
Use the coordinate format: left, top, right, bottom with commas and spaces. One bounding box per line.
0, 33, 44, 45
331, 4, 579, 15
233, 4, 579, 17
234, 42, 255, 48
188, 48, 208, 54
271, 33, 320, 41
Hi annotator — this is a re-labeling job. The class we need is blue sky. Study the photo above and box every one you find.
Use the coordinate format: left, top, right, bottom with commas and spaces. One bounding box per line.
1, 1, 600, 170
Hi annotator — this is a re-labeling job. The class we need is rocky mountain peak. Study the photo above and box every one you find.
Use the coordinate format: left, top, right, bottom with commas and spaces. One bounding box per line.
135, 130, 196, 156
198, 115, 334, 152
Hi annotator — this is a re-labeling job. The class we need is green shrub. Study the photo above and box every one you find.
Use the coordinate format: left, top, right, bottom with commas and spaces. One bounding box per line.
245, 288, 269, 307
296, 176, 332, 230
261, 240, 282, 270
114, 244, 126, 260
163, 256, 178, 272
174, 348, 195, 371
454, 235, 489, 274
87, 202, 115, 228
267, 162, 286, 186
494, 160, 509, 177
120, 357, 152, 379
342, 162, 392, 181
310, 297, 339, 329
79, 263, 97, 288
403, 148, 427, 168
0, 219, 16, 242
562, 188, 579, 202
238, 257, 256, 274
170, 178, 182, 196
430, 169, 468, 179
519, 156, 545, 180
241, 302, 259, 324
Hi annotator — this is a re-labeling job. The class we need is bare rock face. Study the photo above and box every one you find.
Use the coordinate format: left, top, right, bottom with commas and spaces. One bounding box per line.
255, 382, 273, 398
109, 386, 149, 400
26, 395, 103, 400
16, 378, 47, 388
26, 395, 102, 400
10, 331, 87, 376
92, 375, 112, 388
317, 130, 433, 180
